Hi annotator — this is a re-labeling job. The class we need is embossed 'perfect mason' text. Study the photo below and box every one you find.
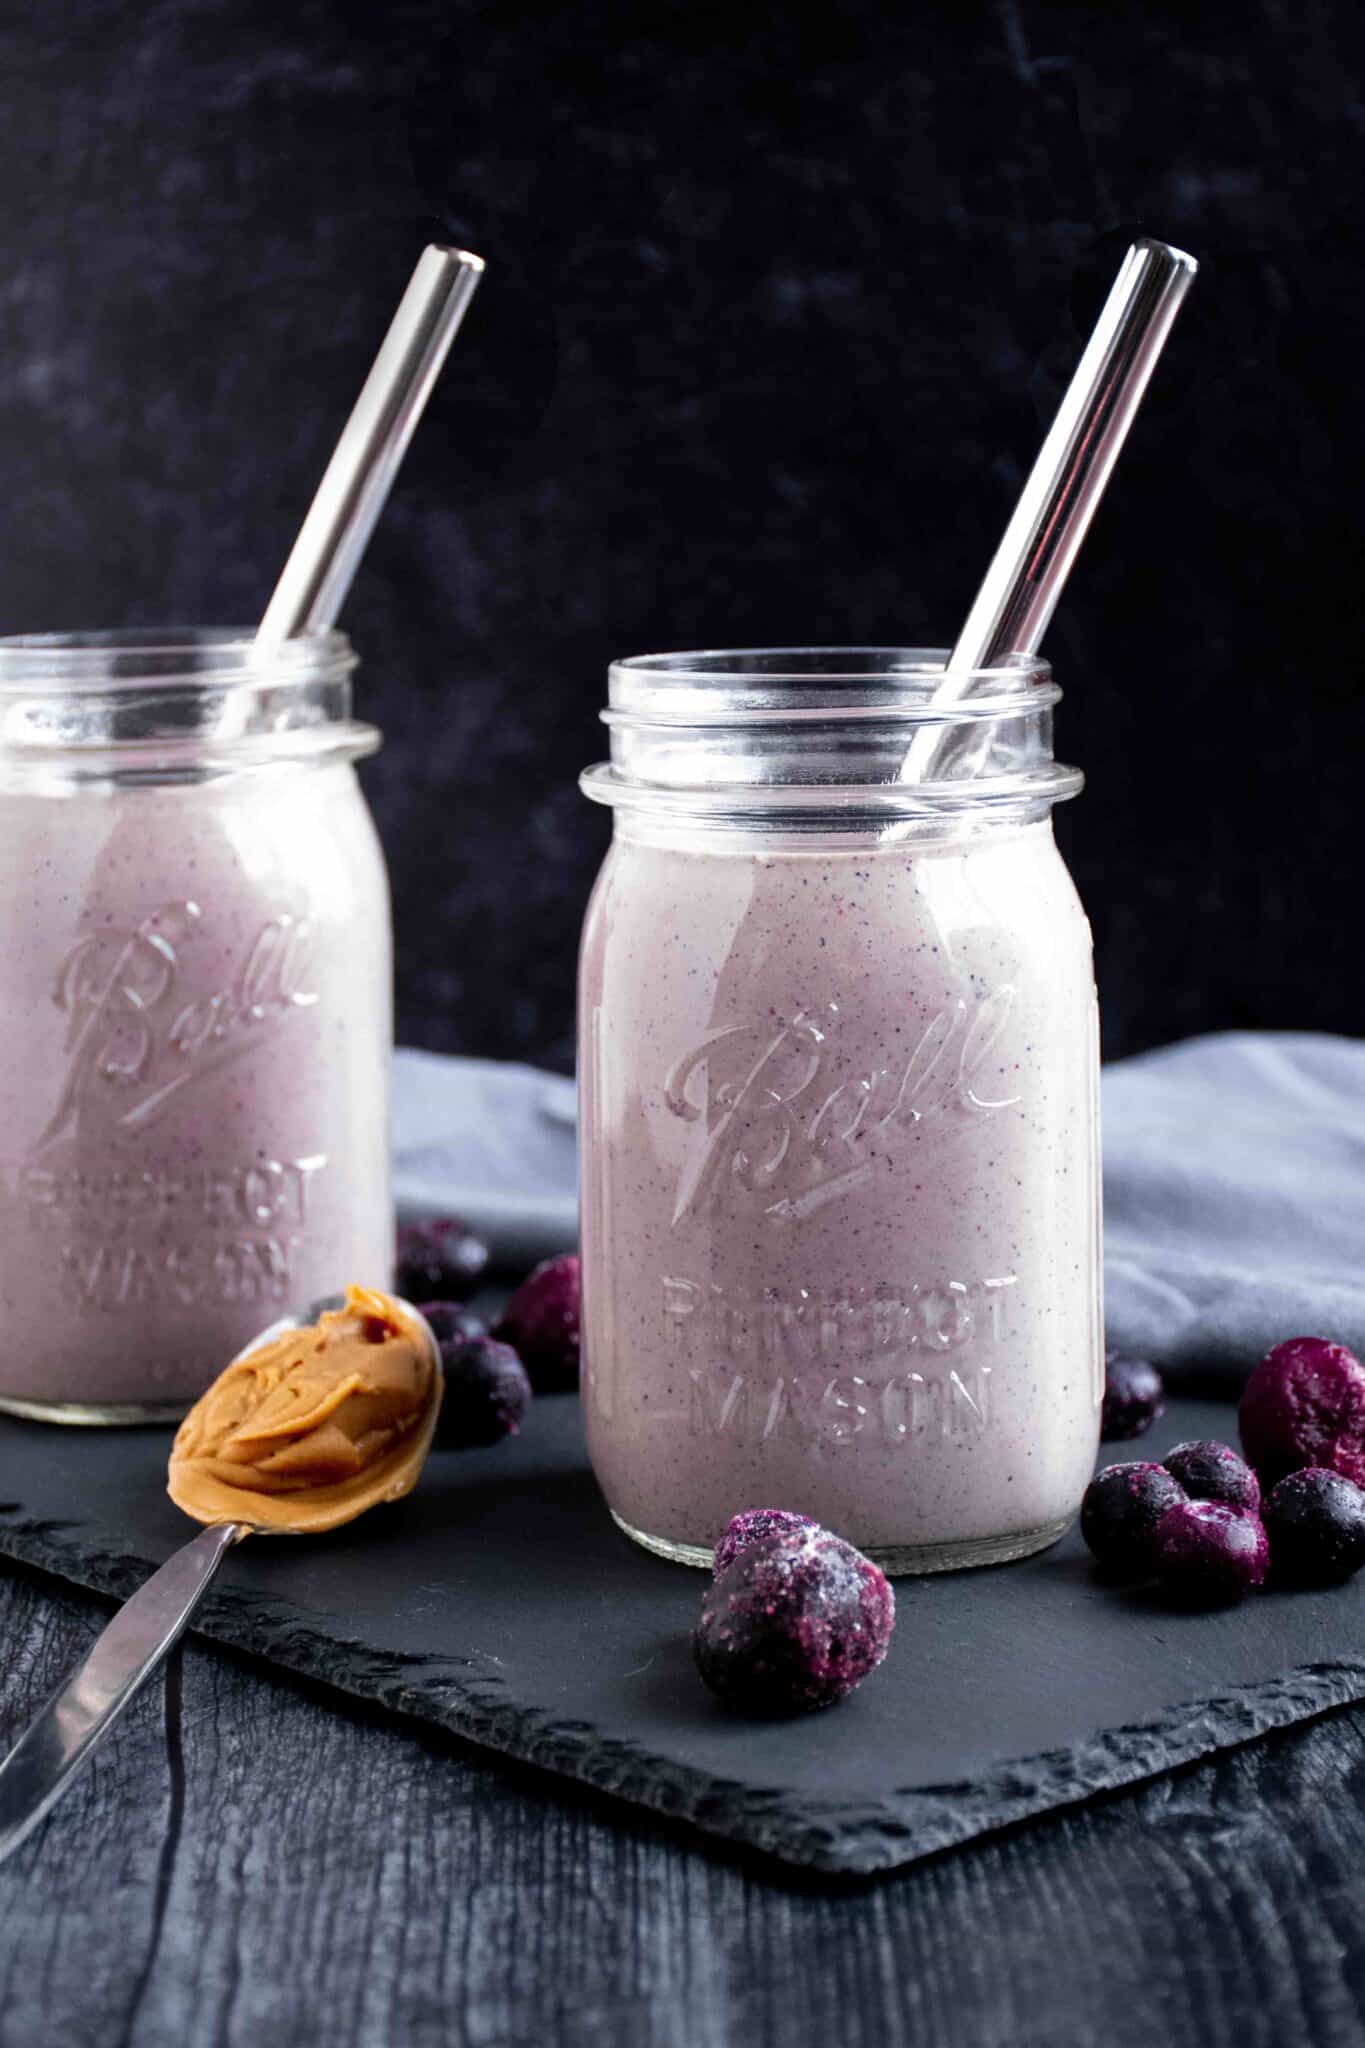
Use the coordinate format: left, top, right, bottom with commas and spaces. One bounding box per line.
687, 1358, 995, 1447
661, 1272, 1017, 1362
662, 1273, 1018, 1445
0, 1151, 331, 1314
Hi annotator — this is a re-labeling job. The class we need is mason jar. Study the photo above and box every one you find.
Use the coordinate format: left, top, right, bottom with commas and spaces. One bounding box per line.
578, 649, 1102, 1574
0, 628, 393, 1422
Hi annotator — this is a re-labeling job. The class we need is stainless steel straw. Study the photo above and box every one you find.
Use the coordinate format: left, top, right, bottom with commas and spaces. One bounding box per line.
257, 244, 485, 641
902, 237, 1197, 783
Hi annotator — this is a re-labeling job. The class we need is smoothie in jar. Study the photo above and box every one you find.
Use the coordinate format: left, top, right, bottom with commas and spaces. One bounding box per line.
0, 629, 394, 1421
578, 649, 1101, 1572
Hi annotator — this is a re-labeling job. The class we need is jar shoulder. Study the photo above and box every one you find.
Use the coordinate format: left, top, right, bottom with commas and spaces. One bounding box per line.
1, 765, 390, 954
580, 824, 1092, 971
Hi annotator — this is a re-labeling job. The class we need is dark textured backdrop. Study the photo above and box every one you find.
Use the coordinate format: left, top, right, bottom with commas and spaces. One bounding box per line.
0, 0, 1359, 1071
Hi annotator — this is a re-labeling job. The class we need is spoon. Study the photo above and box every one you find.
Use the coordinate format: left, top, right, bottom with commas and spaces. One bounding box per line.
0, 1293, 440, 1865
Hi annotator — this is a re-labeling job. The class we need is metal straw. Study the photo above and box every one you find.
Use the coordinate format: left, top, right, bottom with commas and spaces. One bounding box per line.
902, 237, 1197, 783
257, 245, 485, 642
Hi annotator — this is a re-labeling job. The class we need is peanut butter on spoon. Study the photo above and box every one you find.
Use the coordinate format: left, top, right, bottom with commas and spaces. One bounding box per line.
0, 1288, 441, 1867
169, 1285, 442, 1534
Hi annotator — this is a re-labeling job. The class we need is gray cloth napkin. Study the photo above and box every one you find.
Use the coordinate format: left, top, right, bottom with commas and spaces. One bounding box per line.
1101, 1032, 1364, 1382
393, 1050, 577, 1268
394, 1031, 1364, 1386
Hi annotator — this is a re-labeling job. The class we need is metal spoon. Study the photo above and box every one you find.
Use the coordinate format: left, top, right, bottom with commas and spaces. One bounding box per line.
0, 1297, 439, 1866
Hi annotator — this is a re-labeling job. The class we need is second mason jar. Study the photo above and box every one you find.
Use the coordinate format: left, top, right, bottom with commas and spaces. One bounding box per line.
579, 649, 1102, 1574
0, 628, 393, 1423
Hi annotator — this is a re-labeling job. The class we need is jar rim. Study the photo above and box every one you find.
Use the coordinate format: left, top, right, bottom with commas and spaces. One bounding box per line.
0, 626, 373, 777
0, 625, 355, 689
588, 645, 1077, 826
609, 645, 1050, 694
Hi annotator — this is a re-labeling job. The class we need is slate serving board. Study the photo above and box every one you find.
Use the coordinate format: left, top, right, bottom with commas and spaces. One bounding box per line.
2, 1396, 1365, 1876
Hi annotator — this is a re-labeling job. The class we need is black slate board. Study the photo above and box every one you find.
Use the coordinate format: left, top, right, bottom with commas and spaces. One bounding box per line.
2, 1396, 1365, 1875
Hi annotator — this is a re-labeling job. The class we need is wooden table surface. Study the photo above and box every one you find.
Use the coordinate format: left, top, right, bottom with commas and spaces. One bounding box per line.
4, 1558, 1365, 2048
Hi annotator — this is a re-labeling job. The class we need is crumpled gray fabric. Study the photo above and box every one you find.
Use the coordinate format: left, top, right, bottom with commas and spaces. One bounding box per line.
1101, 1032, 1364, 1384
394, 1032, 1364, 1386
393, 1050, 577, 1269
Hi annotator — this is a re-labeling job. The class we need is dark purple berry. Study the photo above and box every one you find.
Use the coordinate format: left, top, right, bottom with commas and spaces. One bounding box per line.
1080, 1462, 1186, 1578
713, 1507, 818, 1577
397, 1215, 490, 1303
1101, 1351, 1165, 1441
693, 1527, 894, 1715
418, 1301, 488, 1351
494, 1254, 581, 1392
434, 1334, 531, 1451
1264, 1468, 1365, 1586
1239, 1337, 1365, 1488
1163, 1439, 1260, 1513
1152, 1500, 1268, 1606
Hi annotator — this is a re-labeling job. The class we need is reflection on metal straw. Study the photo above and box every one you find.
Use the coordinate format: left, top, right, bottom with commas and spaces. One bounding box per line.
903, 238, 1197, 783
258, 245, 485, 642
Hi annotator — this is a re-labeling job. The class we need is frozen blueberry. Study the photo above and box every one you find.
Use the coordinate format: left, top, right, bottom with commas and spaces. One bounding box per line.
1163, 1439, 1260, 1513
713, 1507, 818, 1577
1152, 1500, 1268, 1606
693, 1526, 895, 1715
494, 1254, 581, 1392
396, 1215, 490, 1302
434, 1333, 531, 1451
418, 1301, 488, 1351
1239, 1336, 1365, 1488
1264, 1468, 1365, 1586
1079, 1462, 1186, 1578
1101, 1351, 1165, 1441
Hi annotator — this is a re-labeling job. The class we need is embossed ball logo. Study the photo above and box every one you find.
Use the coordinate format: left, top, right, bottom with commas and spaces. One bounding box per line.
662, 990, 1020, 1225
36, 899, 318, 1152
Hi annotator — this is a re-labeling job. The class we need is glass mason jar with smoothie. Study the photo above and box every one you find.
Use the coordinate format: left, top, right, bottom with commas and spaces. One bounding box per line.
0, 629, 393, 1422
0, 249, 481, 1425
578, 648, 1101, 1573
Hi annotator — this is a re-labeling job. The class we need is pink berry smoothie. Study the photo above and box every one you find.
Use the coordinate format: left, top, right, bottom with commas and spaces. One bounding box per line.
0, 766, 393, 1416
578, 817, 1103, 1571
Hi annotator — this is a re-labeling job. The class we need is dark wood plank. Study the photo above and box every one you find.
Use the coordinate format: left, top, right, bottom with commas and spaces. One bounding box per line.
0, 1570, 173, 2047
4, 1560, 1365, 2048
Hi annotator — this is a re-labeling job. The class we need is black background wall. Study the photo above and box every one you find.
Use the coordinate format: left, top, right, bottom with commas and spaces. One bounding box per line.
1, 0, 1360, 1071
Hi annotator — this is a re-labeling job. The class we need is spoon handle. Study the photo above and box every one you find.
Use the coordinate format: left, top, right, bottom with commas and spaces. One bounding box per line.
0, 1521, 242, 1865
